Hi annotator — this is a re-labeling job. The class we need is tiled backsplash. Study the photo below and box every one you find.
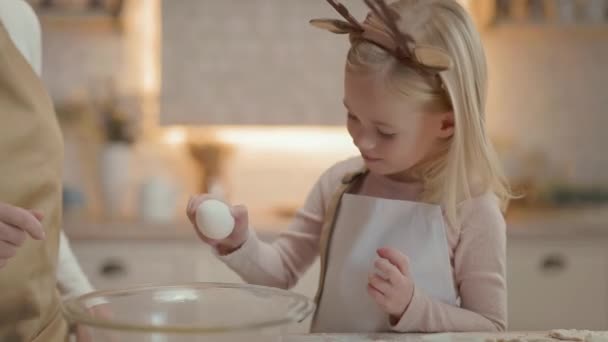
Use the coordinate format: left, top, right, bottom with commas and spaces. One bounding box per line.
41, 25, 132, 100
217, 128, 357, 213
39, 0, 152, 102
160, 0, 369, 126
38, 2, 608, 219
484, 26, 608, 186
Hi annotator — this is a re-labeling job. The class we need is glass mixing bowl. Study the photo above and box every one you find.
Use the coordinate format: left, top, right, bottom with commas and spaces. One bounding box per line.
62, 282, 315, 342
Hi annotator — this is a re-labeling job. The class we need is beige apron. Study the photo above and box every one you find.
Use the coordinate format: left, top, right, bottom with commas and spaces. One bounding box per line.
0, 20, 68, 341
312, 169, 458, 333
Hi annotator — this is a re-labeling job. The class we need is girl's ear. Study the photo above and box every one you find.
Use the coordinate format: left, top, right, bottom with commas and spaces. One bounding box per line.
437, 111, 455, 139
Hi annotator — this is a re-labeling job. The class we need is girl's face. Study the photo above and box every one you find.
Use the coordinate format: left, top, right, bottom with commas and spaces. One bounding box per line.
344, 70, 454, 181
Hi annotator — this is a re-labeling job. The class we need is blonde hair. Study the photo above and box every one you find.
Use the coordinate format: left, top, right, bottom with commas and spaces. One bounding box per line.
346, 0, 513, 227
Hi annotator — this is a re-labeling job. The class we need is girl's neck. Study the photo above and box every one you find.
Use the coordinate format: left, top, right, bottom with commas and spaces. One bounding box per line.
386, 139, 451, 183
386, 169, 422, 183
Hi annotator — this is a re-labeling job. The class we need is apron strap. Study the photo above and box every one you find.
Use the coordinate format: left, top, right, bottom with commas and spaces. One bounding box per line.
314, 167, 368, 305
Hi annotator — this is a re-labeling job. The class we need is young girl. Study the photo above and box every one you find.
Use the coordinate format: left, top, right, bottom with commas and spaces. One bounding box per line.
187, 0, 511, 334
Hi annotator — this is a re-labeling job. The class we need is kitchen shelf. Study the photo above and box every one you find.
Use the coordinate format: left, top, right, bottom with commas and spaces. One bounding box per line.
470, 0, 608, 29
30, 0, 124, 31
39, 10, 122, 31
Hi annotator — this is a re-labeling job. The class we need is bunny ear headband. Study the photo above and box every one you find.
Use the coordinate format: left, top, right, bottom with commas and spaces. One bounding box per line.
310, 0, 453, 73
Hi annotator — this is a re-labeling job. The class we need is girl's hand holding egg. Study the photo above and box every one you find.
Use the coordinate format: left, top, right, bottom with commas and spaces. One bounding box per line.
186, 195, 250, 255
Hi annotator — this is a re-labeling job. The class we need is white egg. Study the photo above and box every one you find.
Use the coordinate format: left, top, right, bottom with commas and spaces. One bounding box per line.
195, 199, 235, 240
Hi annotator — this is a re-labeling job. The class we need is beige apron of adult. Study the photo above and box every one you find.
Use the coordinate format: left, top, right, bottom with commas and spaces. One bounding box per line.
0, 20, 68, 342
312, 169, 458, 332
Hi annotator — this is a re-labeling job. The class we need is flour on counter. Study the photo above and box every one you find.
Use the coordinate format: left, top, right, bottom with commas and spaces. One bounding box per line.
549, 330, 608, 342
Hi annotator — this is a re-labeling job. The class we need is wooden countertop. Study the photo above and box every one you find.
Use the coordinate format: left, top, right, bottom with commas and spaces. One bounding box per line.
282, 331, 606, 341
62, 211, 291, 241
505, 205, 608, 238
63, 205, 608, 241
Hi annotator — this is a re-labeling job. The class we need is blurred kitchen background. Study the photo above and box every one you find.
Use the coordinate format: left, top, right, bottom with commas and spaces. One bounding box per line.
28, 0, 608, 332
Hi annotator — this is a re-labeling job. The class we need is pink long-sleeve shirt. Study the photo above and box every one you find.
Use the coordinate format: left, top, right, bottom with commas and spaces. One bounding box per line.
218, 157, 507, 333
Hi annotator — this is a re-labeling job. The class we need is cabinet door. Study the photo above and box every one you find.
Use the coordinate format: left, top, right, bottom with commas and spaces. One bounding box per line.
507, 238, 608, 330
290, 260, 319, 299
189, 244, 320, 334
189, 244, 243, 284
71, 241, 196, 291
189, 242, 320, 296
